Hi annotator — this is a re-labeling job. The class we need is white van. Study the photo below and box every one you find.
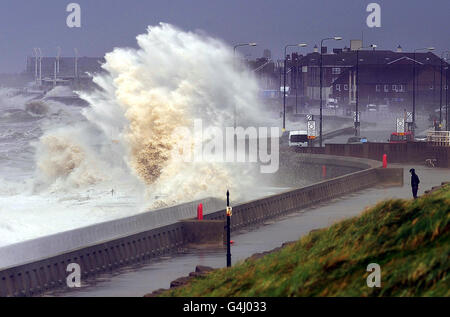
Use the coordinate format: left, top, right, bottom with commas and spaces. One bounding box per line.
288, 130, 309, 147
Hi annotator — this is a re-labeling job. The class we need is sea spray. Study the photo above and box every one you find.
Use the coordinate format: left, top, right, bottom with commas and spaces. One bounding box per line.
36, 23, 267, 207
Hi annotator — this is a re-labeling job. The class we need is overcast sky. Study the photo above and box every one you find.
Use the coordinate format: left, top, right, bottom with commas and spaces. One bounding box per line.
0, 0, 449, 73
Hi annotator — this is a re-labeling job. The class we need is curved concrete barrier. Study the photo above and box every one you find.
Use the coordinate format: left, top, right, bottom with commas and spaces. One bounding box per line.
0, 198, 224, 270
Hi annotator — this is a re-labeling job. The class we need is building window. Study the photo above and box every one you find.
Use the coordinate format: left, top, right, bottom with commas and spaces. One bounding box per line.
384, 85, 389, 92
392, 85, 398, 92
399, 84, 405, 92
332, 67, 341, 75
335, 84, 341, 92
344, 84, 348, 90
376, 85, 381, 92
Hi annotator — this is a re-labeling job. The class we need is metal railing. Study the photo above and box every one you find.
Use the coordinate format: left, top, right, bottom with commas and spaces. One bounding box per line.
427, 131, 450, 147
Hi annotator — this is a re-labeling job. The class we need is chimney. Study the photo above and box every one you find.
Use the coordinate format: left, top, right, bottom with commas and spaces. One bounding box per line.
314, 44, 318, 53
397, 45, 402, 53
321, 46, 328, 54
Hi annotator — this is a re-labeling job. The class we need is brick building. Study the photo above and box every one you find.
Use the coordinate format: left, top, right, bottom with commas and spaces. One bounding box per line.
330, 51, 448, 111
255, 45, 449, 113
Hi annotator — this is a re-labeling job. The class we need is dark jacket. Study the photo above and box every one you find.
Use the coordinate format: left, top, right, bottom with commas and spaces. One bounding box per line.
411, 173, 420, 187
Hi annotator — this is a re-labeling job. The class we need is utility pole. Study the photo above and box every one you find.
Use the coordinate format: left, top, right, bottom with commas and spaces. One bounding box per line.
355, 44, 377, 136
319, 37, 342, 147
283, 43, 307, 132
445, 54, 450, 131
440, 51, 449, 129
295, 54, 299, 114
413, 47, 434, 133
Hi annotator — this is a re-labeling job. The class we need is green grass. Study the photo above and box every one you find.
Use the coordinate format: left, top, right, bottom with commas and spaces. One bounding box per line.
161, 184, 450, 297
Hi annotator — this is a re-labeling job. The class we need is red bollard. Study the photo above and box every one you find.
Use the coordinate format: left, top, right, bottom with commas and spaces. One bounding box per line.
382, 154, 387, 168
322, 165, 327, 179
197, 203, 203, 220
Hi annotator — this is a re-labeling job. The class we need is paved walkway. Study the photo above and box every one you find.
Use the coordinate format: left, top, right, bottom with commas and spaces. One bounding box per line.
49, 164, 449, 297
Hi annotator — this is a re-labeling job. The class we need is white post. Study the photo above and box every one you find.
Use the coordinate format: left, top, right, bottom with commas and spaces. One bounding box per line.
56, 46, 61, 74
38, 48, 42, 86
33, 48, 38, 85
54, 60, 57, 87
74, 48, 78, 81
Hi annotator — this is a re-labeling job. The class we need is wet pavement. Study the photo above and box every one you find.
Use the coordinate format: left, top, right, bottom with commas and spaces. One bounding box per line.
49, 163, 449, 297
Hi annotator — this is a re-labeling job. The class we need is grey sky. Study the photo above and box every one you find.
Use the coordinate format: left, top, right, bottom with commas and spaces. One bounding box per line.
0, 0, 449, 73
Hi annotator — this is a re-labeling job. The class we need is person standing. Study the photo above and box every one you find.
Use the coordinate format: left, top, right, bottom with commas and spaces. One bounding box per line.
409, 168, 420, 199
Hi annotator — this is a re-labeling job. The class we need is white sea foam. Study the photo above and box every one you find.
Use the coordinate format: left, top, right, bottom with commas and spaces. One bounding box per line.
0, 23, 274, 245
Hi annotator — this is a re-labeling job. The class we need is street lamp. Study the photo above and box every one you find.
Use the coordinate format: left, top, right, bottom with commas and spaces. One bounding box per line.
320, 36, 342, 147
355, 44, 377, 136
440, 51, 450, 129
413, 47, 434, 133
283, 43, 307, 132
33, 48, 42, 86
446, 54, 450, 131
33, 48, 39, 85
56, 46, 61, 74
233, 43, 257, 128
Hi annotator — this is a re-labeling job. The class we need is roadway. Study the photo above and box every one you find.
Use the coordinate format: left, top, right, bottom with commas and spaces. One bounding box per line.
46, 163, 450, 297
322, 111, 432, 144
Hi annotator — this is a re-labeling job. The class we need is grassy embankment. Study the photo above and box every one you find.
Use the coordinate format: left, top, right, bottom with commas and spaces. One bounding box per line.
161, 184, 450, 296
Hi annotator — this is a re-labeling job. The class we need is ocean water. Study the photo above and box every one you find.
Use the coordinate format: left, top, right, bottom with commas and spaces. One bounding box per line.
0, 24, 281, 247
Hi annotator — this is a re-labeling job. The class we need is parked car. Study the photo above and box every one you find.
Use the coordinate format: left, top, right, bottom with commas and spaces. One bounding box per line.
347, 136, 368, 144
414, 135, 427, 142
389, 132, 413, 143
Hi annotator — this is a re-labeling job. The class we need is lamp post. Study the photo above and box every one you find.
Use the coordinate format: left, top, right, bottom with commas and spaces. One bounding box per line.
283, 44, 307, 132
233, 43, 257, 128
446, 54, 449, 131
355, 44, 377, 136
33, 48, 39, 85
319, 37, 342, 147
33, 48, 42, 86
413, 47, 434, 133
56, 46, 61, 74
295, 55, 299, 114
226, 190, 232, 267
74, 48, 79, 88
440, 51, 450, 129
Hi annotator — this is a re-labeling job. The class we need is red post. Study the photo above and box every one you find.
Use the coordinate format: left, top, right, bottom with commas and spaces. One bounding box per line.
322, 165, 326, 179
382, 154, 387, 168
197, 203, 203, 220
